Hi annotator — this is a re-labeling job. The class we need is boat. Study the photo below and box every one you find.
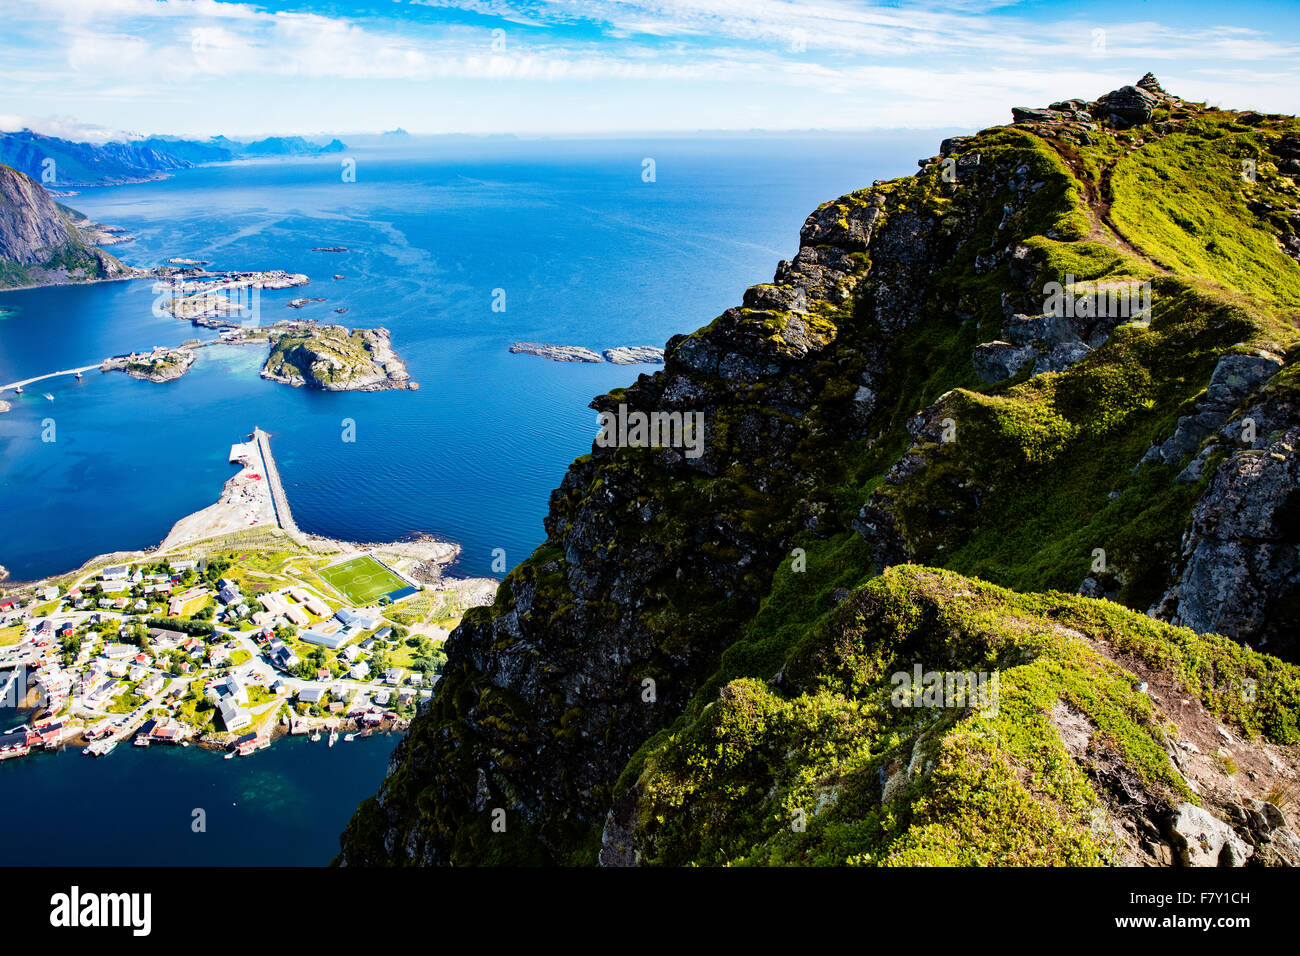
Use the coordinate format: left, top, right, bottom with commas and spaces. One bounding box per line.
86, 738, 117, 758
343, 733, 355, 742
224, 751, 235, 759
328, 730, 337, 747
75, 371, 82, 380
43, 393, 54, 401
310, 730, 321, 742
133, 736, 150, 747
181, 740, 190, 747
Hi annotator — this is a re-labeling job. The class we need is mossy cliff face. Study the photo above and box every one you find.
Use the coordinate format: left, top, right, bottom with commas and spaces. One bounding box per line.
338, 78, 1300, 866
607, 566, 1300, 866
0, 164, 129, 289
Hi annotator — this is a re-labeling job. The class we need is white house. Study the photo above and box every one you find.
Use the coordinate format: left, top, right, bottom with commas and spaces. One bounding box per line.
218, 696, 250, 732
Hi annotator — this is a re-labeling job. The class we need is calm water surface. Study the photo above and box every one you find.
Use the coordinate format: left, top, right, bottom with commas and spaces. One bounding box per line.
0, 134, 939, 864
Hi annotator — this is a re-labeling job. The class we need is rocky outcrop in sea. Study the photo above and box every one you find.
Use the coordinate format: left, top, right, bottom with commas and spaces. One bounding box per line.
509, 342, 665, 364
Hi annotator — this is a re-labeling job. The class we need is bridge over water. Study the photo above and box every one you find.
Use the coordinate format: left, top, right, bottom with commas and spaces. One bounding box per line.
0, 363, 103, 394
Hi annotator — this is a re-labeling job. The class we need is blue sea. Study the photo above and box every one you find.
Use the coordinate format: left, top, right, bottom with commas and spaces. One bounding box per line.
0, 133, 937, 864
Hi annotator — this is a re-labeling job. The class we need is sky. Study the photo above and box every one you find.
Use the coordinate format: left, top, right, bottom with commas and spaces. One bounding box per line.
0, 0, 1296, 140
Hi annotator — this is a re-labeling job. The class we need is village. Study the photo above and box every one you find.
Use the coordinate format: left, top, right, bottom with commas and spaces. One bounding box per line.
0, 425, 496, 766
0, 545, 487, 763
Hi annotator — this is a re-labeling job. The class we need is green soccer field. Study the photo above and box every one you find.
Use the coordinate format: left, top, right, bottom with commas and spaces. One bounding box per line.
319, 556, 408, 605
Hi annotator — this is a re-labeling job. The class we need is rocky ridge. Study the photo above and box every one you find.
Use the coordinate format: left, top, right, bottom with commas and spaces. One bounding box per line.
0, 164, 134, 288
338, 76, 1300, 867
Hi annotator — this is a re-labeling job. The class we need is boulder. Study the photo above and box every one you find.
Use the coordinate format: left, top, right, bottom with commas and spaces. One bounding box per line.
1167, 802, 1253, 866
1097, 85, 1158, 128
1205, 354, 1283, 406
972, 340, 1035, 383
1011, 107, 1064, 125
939, 136, 971, 157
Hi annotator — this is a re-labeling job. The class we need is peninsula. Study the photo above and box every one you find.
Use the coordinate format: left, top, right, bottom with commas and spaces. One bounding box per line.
0, 427, 497, 762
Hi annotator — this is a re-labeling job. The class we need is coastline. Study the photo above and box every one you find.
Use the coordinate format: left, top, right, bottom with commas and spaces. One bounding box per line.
0, 425, 496, 765
3, 428, 467, 588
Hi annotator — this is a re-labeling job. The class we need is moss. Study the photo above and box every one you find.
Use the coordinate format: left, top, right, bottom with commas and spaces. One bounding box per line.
626, 566, 1300, 866
1110, 119, 1300, 314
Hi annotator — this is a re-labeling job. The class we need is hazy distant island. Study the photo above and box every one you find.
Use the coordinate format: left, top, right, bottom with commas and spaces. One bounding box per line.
509, 342, 665, 364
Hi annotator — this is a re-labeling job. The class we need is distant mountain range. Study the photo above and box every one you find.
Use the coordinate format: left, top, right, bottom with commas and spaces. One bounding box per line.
0, 130, 347, 187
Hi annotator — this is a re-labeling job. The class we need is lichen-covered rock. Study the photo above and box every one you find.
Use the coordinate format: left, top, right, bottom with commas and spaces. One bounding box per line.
1157, 424, 1300, 655
1142, 352, 1283, 468
1096, 85, 1159, 128
1167, 803, 1253, 867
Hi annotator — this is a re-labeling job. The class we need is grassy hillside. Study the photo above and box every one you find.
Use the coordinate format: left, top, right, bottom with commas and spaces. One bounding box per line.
338, 79, 1300, 868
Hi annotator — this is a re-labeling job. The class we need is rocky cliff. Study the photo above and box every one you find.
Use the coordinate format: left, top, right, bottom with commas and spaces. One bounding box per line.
0, 164, 129, 288
338, 76, 1300, 866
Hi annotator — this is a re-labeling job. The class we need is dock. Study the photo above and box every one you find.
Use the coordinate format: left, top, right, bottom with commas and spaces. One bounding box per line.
254, 427, 299, 536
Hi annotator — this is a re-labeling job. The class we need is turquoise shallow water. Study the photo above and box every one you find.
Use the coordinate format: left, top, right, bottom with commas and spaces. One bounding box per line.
0, 134, 937, 864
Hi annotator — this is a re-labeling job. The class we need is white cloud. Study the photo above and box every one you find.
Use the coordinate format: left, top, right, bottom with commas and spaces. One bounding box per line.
0, 113, 138, 142
0, 0, 1295, 134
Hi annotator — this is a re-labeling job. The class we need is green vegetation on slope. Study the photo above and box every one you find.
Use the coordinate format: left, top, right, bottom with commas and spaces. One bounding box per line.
338, 87, 1300, 868
624, 566, 1300, 866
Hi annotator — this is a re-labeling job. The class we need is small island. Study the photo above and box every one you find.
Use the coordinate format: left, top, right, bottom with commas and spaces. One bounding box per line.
104, 347, 197, 383
263, 325, 415, 391
509, 342, 665, 365
157, 270, 312, 324
601, 346, 666, 365
510, 342, 603, 363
